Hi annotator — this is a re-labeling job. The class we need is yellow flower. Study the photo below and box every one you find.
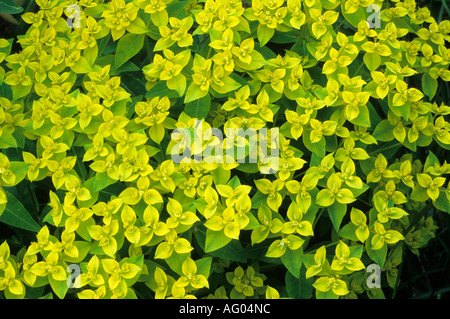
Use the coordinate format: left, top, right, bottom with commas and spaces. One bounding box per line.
316, 173, 356, 207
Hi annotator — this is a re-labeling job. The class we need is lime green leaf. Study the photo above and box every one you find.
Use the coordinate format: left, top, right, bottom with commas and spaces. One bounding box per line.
184, 83, 208, 103
49, 276, 69, 299
123, 254, 144, 287
205, 229, 232, 253
303, 129, 326, 158
342, 6, 367, 28
364, 52, 381, 72
257, 24, 275, 47
366, 237, 387, 269
90, 172, 117, 193
149, 123, 165, 143
70, 56, 92, 74
350, 104, 371, 127
281, 248, 303, 278
195, 257, 212, 279
212, 165, 231, 185
166, 1, 188, 19
64, 241, 92, 264
0, 131, 17, 148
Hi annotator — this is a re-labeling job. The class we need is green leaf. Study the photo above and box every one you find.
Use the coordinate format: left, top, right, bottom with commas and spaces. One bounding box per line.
123, 254, 144, 287
285, 266, 314, 299
227, 175, 241, 189
97, 54, 140, 76
349, 183, 369, 198
410, 185, 429, 202
424, 150, 440, 172
63, 241, 92, 264
342, 6, 367, 28
151, 9, 169, 26
349, 104, 371, 127
184, 94, 211, 119
195, 257, 212, 278
115, 33, 145, 69
12, 83, 32, 100
149, 123, 165, 143
338, 222, 360, 242
422, 72, 438, 100
302, 129, 326, 158
251, 190, 267, 210
372, 120, 395, 142
70, 56, 92, 74
209, 240, 246, 262
281, 247, 303, 278
9, 162, 29, 185
205, 229, 232, 253
0, 0, 23, 14
184, 83, 208, 103
84, 44, 98, 67
212, 165, 231, 185
89, 172, 117, 193
328, 202, 347, 232
364, 52, 381, 72
0, 131, 17, 148
366, 236, 387, 269
0, 191, 41, 232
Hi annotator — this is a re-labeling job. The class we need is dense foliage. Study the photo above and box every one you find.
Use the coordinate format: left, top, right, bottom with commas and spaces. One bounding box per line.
0, 0, 449, 299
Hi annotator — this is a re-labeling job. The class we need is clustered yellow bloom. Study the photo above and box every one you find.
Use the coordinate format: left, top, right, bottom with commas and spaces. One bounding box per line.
0, 0, 449, 300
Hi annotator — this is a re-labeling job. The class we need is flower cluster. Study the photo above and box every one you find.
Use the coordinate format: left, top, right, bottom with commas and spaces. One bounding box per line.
0, 0, 449, 299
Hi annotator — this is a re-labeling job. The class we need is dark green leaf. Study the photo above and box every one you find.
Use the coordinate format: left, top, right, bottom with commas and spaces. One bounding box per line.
281, 248, 303, 278
422, 72, 438, 100
0, 191, 41, 232
285, 266, 314, 299
204, 229, 232, 253
372, 120, 395, 142
365, 236, 387, 269
145, 81, 180, 99
328, 202, 347, 232
184, 94, 211, 119
49, 276, 69, 299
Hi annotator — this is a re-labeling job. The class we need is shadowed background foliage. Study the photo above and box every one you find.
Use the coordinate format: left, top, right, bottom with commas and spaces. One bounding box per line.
1, 0, 450, 299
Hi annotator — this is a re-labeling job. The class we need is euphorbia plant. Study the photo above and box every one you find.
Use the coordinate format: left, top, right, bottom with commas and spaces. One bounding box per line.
0, 0, 449, 300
